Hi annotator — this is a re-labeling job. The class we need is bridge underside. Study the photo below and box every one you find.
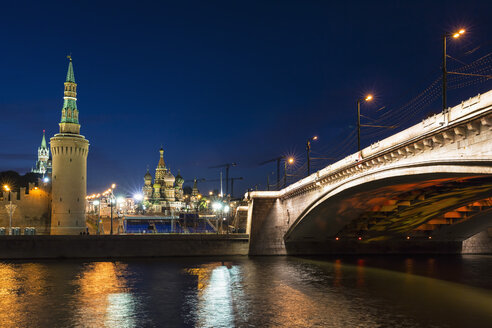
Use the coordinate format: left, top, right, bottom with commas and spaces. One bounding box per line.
284, 174, 492, 253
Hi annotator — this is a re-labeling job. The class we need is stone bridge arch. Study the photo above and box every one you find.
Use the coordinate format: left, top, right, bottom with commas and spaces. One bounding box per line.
284, 163, 492, 252
247, 90, 492, 255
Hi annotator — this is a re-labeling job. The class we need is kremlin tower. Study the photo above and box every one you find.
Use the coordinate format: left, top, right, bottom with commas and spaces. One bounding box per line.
50, 57, 90, 235
31, 130, 51, 175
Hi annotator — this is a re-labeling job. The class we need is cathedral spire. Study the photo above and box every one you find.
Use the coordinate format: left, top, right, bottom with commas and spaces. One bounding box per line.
158, 147, 166, 168
59, 56, 80, 134
41, 129, 47, 149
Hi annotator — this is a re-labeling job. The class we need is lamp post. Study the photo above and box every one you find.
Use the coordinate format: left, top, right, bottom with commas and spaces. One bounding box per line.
283, 157, 295, 188
93, 199, 101, 234
357, 94, 373, 151
442, 29, 465, 112
3, 185, 15, 235
224, 204, 230, 235
212, 201, 223, 234
110, 183, 116, 235
306, 136, 318, 176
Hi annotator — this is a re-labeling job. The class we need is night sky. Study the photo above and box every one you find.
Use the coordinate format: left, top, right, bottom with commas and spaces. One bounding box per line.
1, 0, 492, 197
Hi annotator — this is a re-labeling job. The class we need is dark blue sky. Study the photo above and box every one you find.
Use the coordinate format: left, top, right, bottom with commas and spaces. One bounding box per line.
1, 0, 491, 197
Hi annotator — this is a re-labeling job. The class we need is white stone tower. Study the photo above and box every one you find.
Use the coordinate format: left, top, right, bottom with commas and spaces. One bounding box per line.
50, 57, 90, 235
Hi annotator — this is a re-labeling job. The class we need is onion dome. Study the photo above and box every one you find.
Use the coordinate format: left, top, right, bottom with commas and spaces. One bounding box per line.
175, 170, 184, 185
164, 170, 175, 185
144, 169, 152, 181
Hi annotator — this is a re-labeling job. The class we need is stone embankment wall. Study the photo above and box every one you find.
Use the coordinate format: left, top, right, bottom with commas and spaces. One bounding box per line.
0, 185, 50, 234
462, 228, 492, 254
0, 234, 249, 259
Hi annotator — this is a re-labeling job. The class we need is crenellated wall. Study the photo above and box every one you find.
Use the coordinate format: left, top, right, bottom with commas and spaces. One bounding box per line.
0, 183, 51, 234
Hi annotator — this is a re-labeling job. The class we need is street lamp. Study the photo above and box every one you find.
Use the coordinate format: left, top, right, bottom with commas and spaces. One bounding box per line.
110, 183, 116, 235
306, 136, 318, 176
93, 199, 101, 234
357, 94, 373, 151
284, 157, 295, 188
3, 185, 15, 235
442, 29, 465, 112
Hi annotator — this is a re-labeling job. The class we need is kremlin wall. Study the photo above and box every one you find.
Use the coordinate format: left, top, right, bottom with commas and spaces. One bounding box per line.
0, 183, 51, 234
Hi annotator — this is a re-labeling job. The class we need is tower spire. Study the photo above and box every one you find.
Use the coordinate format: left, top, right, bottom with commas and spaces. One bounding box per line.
41, 129, 47, 148
66, 55, 75, 82
158, 147, 166, 168
59, 56, 80, 134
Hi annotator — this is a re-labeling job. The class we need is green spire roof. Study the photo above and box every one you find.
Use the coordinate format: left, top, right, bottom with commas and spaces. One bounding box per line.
66, 58, 75, 83
41, 130, 47, 148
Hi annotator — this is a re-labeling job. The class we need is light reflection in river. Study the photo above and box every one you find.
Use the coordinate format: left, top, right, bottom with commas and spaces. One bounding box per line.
0, 256, 490, 327
71, 262, 137, 327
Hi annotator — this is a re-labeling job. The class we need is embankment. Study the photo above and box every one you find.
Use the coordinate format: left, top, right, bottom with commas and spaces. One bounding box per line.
0, 234, 249, 259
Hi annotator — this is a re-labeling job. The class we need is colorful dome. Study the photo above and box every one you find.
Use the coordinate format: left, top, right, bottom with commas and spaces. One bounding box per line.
175, 171, 184, 185
144, 170, 152, 181
163, 170, 175, 184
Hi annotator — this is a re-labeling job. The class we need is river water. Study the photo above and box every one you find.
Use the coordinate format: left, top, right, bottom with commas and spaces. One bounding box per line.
0, 255, 491, 327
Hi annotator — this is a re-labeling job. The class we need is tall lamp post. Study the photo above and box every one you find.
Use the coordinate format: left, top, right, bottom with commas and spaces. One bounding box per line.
442, 29, 465, 112
110, 183, 116, 235
3, 185, 15, 235
93, 199, 101, 234
357, 94, 373, 151
283, 157, 295, 188
306, 136, 318, 176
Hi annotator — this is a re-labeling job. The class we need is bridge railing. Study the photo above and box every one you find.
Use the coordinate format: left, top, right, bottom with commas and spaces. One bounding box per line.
247, 89, 492, 200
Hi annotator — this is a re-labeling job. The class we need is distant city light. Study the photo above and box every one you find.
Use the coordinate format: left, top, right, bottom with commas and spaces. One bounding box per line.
212, 202, 223, 211
43, 177, 50, 183
133, 193, 143, 201
223, 205, 230, 213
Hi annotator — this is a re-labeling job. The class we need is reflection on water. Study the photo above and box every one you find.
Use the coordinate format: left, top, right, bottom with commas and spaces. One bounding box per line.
72, 262, 137, 327
0, 256, 490, 327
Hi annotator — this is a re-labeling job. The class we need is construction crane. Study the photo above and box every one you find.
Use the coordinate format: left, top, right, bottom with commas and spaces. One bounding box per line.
185, 177, 243, 198
229, 177, 243, 199
208, 162, 237, 196
258, 156, 284, 190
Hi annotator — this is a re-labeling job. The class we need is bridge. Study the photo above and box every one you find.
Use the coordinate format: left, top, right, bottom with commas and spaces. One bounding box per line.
245, 89, 492, 255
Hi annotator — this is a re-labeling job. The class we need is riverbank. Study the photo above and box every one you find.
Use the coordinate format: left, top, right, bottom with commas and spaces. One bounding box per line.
0, 234, 249, 259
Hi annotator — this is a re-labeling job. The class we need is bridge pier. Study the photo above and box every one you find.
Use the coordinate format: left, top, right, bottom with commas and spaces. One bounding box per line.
462, 227, 492, 254
248, 197, 289, 255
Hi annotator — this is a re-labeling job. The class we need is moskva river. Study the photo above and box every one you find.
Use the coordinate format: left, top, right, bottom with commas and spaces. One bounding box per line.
0, 256, 491, 327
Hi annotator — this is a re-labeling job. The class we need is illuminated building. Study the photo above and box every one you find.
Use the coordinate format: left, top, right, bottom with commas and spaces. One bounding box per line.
141, 147, 194, 214
50, 57, 90, 234
31, 130, 52, 175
